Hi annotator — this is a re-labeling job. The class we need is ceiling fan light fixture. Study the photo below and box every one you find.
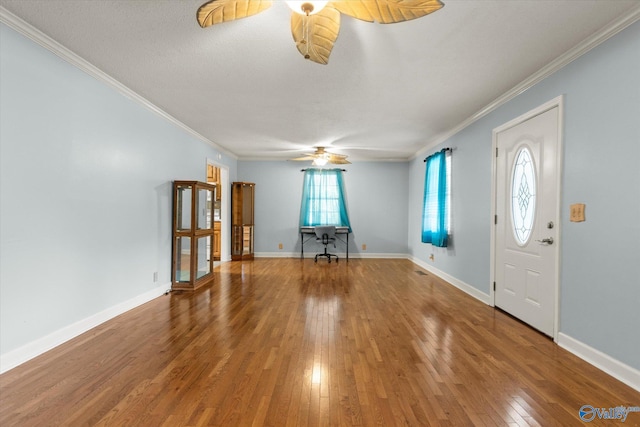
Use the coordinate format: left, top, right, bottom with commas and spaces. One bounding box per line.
286, 1, 328, 16
312, 157, 328, 166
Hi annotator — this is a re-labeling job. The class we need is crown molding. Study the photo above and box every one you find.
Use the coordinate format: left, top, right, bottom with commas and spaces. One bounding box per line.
0, 6, 238, 161
412, 5, 640, 161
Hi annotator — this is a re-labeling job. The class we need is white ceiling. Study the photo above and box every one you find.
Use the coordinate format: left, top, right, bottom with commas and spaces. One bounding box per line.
1, 0, 639, 162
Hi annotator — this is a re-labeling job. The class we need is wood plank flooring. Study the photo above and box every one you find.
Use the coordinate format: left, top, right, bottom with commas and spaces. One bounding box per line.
1, 258, 638, 426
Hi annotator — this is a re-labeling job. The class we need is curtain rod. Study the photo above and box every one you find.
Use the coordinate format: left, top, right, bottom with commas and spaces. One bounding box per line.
424, 147, 452, 162
301, 168, 347, 172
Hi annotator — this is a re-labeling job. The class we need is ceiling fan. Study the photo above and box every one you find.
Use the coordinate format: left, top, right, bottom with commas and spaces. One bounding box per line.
290, 146, 351, 165
197, 0, 444, 65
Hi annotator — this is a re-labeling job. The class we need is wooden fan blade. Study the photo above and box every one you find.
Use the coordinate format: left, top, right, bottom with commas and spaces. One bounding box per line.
328, 156, 351, 165
290, 155, 316, 161
197, 0, 272, 28
332, 0, 444, 24
327, 151, 346, 157
291, 6, 341, 64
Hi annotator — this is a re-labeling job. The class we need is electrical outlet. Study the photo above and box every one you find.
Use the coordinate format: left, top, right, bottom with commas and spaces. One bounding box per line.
362, 244, 367, 250
278, 243, 283, 250
153, 272, 158, 282
429, 254, 434, 261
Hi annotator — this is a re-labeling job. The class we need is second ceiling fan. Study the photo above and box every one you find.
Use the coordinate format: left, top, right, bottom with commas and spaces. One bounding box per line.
197, 0, 444, 64
290, 146, 351, 165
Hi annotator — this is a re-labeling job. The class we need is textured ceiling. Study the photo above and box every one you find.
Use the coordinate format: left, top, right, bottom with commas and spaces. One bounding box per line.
1, 0, 639, 161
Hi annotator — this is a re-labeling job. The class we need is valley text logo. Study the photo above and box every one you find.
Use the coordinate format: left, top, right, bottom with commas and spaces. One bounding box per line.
579, 405, 640, 423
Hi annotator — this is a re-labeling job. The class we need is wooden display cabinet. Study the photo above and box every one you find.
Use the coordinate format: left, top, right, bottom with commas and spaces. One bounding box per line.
172, 181, 216, 291
231, 182, 255, 261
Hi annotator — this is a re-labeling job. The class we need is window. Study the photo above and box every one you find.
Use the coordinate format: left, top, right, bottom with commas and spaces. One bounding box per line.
299, 168, 351, 231
511, 146, 536, 245
421, 150, 450, 247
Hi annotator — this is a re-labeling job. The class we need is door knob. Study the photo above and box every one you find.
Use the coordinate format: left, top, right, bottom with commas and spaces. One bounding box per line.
536, 237, 554, 245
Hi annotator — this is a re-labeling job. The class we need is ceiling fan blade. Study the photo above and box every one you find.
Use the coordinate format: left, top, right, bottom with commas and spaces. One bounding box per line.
197, 0, 272, 28
291, 6, 341, 64
332, 0, 444, 24
290, 155, 316, 161
328, 156, 351, 165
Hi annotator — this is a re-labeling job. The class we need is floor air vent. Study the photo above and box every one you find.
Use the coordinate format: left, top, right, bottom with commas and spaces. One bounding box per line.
415, 270, 428, 276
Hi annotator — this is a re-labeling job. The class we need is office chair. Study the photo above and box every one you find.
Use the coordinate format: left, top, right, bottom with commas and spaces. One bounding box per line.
314, 226, 339, 263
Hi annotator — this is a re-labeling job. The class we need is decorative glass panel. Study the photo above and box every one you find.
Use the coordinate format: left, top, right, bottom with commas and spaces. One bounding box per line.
175, 236, 191, 282
511, 147, 536, 245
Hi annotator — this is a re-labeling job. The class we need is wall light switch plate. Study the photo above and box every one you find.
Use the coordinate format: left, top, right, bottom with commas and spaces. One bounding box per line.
570, 203, 585, 222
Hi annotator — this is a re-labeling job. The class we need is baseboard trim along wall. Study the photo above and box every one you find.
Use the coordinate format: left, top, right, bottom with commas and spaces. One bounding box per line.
0, 283, 169, 375
410, 256, 492, 305
254, 252, 410, 259
557, 333, 640, 392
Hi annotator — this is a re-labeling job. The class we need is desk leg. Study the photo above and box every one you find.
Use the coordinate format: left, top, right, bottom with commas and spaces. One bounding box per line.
300, 232, 304, 259
346, 233, 349, 262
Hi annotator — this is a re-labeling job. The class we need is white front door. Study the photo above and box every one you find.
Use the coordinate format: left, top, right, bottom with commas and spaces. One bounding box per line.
493, 98, 562, 337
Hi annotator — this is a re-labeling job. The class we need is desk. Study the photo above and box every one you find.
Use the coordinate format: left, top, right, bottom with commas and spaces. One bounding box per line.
300, 226, 350, 261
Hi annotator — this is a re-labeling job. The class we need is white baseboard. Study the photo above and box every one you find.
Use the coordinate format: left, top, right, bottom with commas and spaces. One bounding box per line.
410, 256, 492, 305
0, 282, 170, 374
254, 252, 410, 259
254, 251, 300, 258
348, 253, 410, 259
557, 332, 640, 392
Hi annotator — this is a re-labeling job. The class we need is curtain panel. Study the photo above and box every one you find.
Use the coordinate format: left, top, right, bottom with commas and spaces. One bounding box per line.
422, 151, 448, 247
299, 168, 352, 232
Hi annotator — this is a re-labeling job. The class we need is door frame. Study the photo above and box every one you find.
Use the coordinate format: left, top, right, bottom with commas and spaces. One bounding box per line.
207, 159, 231, 264
489, 95, 564, 342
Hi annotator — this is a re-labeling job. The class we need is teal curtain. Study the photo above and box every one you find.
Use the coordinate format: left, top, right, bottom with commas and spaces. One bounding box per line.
422, 151, 448, 247
300, 168, 352, 232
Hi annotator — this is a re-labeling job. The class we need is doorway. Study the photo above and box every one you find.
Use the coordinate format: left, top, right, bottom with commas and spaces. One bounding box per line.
491, 96, 563, 338
207, 162, 230, 265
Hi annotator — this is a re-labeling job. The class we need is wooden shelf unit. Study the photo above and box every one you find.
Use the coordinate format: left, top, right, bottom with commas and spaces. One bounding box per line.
231, 182, 255, 261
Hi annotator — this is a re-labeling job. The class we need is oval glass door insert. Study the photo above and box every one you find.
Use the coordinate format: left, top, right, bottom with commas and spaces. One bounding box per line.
511, 147, 536, 245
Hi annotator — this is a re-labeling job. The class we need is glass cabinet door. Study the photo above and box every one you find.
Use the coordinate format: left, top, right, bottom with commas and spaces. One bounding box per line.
196, 187, 213, 230
175, 184, 192, 231
175, 236, 191, 283
196, 236, 211, 279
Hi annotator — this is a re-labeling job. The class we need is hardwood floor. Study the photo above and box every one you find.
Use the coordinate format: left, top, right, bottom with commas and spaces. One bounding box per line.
1, 258, 638, 426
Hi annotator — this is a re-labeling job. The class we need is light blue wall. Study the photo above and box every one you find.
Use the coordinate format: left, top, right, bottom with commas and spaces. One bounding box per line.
409, 132, 494, 292
408, 22, 640, 369
237, 161, 409, 256
0, 23, 237, 355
